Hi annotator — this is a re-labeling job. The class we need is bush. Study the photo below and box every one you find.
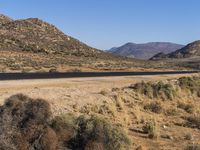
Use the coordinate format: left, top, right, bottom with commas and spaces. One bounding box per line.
187, 115, 200, 129
185, 144, 200, 150
144, 102, 162, 114
142, 121, 158, 139
0, 94, 131, 150
51, 114, 78, 142
0, 94, 57, 150
131, 81, 176, 100
68, 115, 131, 150
178, 76, 200, 96
131, 81, 154, 98
177, 102, 194, 113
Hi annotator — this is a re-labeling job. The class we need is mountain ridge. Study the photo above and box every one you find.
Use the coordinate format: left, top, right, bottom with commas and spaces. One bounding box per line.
109, 42, 184, 59
151, 40, 200, 60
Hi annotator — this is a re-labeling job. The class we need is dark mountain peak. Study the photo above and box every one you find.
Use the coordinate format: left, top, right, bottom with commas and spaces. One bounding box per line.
0, 14, 13, 25
169, 40, 200, 58
150, 52, 167, 60
151, 40, 200, 59
124, 42, 136, 46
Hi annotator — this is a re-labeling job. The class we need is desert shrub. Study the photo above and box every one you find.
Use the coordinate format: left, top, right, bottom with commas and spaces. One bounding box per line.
185, 144, 200, 150
0, 94, 130, 150
187, 115, 200, 129
0, 94, 58, 150
51, 114, 78, 143
49, 68, 57, 73
177, 102, 194, 113
130, 81, 176, 100
185, 133, 193, 140
98, 104, 115, 117
178, 76, 200, 96
142, 121, 158, 139
131, 81, 154, 98
144, 101, 162, 114
99, 89, 109, 96
165, 108, 179, 116
153, 81, 176, 100
68, 115, 130, 150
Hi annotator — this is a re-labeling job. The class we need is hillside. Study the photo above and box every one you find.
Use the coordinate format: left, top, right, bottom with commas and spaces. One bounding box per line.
151, 40, 200, 60
0, 14, 150, 72
0, 15, 106, 57
109, 42, 184, 59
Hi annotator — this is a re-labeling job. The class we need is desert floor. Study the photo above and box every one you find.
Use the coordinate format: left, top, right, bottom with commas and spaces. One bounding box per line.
0, 74, 194, 115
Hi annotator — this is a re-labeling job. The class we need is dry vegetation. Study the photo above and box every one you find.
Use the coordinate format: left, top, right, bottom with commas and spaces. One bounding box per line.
2, 75, 200, 149
74, 75, 200, 149
0, 94, 130, 150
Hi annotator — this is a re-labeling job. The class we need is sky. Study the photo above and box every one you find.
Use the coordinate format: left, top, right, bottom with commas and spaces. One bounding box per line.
1, 0, 200, 50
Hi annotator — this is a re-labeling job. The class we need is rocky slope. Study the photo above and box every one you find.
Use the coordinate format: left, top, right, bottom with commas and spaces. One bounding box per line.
0, 14, 149, 72
151, 40, 200, 60
0, 15, 105, 57
0, 14, 13, 25
109, 42, 184, 59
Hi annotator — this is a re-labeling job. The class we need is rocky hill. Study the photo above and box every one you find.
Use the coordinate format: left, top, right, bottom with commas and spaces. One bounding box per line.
109, 42, 184, 59
0, 15, 105, 57
151, 40, 200, 60
0, 14, 150, 72
0, 14, 13, 25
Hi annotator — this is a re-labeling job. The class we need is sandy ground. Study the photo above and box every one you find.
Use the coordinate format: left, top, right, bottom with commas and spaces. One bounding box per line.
0, 74, 195, 115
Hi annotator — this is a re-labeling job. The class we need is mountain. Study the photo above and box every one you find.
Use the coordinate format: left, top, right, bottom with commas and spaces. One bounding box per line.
151, 40, 200, 60
109, 42, 184, 59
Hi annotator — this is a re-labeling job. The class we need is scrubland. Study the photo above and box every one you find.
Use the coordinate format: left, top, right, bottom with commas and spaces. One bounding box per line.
0, 74, 200, 149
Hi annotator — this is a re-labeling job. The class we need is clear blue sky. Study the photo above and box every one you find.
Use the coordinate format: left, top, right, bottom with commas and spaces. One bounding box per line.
1, 0, 200, 50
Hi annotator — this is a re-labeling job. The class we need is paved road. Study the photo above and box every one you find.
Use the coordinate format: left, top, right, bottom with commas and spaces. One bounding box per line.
0, 71, 198, 81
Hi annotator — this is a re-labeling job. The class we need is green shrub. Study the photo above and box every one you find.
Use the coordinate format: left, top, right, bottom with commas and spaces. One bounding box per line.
178, 76, 200, 96
154, 81, 176, 100
142, 121, 158, 139
132, 81, 154, 98
51, 113, 78, 142
69, 115, 131, 150
130, 81, 176, 100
